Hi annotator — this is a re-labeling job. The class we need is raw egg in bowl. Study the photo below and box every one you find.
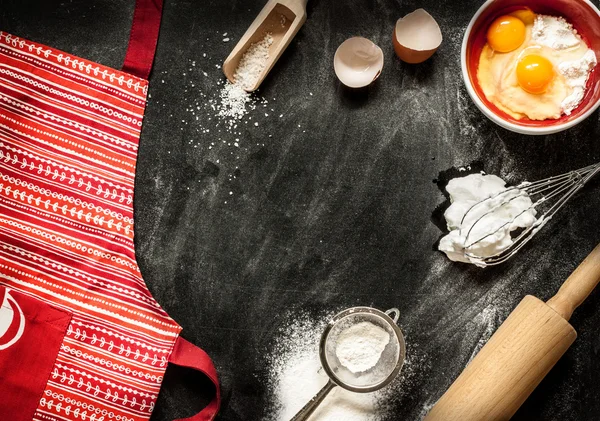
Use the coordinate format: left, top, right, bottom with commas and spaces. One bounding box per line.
462, 0, 600, 135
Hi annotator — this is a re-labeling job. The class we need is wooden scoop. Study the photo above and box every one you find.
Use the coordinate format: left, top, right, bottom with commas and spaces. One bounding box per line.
425, 243, 600, 421
222, 0, 308, 92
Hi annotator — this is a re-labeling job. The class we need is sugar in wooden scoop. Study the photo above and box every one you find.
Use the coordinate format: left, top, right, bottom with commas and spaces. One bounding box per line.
233, 32, 274, 90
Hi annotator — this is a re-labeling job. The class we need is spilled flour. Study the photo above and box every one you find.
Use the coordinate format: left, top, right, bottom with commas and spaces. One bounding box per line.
266, 314, 392, 421
465, 305, 499, 364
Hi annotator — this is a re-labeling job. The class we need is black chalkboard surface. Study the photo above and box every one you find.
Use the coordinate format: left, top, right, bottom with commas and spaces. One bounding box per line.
1, 0, 600, 420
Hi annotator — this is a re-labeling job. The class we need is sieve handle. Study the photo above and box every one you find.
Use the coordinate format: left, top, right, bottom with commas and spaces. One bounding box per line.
289, 380, 336, 421
386, 308, 400, 323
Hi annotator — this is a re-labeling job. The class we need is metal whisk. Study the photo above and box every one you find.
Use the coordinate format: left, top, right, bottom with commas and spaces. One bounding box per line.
462, 162, 600, 266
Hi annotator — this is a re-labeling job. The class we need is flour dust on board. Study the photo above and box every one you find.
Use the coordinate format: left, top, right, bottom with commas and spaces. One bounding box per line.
149, 30, 313, 203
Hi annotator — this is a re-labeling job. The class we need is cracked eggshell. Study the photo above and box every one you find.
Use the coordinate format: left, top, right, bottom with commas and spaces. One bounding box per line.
334, 37, 384, 88
393, 9, 442, 64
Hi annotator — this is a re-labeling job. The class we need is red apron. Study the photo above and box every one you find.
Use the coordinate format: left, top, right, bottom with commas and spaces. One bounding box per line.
0, 1, 220, 420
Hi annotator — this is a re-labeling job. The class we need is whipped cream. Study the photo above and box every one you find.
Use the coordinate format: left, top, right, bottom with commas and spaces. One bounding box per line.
438, 173, 538, 267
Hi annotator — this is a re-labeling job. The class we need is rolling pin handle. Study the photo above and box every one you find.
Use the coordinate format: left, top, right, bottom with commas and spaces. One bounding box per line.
546, 243, 600, 321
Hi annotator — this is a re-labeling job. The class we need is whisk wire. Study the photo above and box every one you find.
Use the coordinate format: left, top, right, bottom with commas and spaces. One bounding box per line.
462, 191, 529, 249
462, 162, 600, 266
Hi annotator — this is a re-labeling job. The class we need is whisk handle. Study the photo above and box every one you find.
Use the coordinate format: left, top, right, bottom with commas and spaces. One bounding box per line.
547, 243, 600, 321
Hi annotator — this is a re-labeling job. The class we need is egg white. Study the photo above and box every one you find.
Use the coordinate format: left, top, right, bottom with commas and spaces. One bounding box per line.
478, 21, 591, 120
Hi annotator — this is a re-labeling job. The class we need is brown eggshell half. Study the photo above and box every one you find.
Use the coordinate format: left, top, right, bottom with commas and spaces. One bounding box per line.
393, 9, 442, 64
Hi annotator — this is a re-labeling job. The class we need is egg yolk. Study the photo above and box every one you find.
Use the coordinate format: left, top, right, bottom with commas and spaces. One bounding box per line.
510, 8, 536, 25
487, 15, 526, 53
516, 54, 554, 94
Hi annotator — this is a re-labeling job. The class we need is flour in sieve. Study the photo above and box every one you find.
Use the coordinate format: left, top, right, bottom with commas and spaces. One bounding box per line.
266, 313, 392, 421
335, 322, 390, 374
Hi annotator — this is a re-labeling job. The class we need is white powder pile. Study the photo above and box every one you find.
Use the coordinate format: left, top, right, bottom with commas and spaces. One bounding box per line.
531, 15, 598, 115
217, 82, 253, 121
210, 79, 273, 132
559, 50, 597, 115
234, 32, 274, 90
336, 322, 391, 374
267, 314, 389, 421
532, 15, 581, 50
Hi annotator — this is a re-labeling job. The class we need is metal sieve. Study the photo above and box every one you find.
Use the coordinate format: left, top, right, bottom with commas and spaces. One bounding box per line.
290, 306, 406, 421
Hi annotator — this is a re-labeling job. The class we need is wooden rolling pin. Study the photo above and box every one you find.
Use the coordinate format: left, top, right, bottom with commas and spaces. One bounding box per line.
425, 243, 600, 421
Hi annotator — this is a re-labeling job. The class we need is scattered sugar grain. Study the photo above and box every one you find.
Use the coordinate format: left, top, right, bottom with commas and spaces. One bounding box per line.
217, 83, 252, 123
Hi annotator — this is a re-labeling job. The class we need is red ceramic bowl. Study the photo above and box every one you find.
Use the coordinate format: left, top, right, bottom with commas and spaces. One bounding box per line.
461, 0, 600, 135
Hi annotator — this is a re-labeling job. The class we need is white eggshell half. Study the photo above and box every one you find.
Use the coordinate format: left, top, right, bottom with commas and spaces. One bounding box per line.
334, 37, 384, 88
